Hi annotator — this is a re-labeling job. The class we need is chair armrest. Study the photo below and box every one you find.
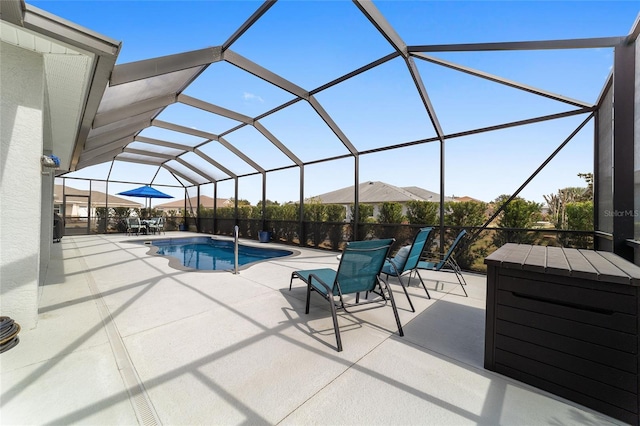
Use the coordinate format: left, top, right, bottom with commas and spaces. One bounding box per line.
308, 273, 334, 295
383, 258, 402, 276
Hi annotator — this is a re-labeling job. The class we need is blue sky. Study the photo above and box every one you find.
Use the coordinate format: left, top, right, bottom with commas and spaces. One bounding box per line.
36, 0, 639, 206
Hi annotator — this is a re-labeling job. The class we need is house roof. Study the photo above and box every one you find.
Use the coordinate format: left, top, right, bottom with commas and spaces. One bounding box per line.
313, 181, 448, 204
453, 195, 485, 203
154, 195, 232, 211
402, 186, 454, 203
54, 185, 141, 208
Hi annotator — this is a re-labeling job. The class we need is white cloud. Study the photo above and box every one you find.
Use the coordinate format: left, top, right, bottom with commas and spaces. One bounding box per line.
243, 92, 264, 103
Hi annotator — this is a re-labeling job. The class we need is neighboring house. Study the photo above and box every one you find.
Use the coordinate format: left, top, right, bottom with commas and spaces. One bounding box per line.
155, 195, 232, 214
452, 195, 484, 203
54, 185, 141, 218
312, 181, 455, 220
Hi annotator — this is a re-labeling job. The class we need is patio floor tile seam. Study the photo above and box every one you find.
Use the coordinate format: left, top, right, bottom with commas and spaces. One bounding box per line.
72, 237, 162, 426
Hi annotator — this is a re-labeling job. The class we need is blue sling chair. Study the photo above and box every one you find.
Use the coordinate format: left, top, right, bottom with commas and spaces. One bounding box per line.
380, 227, 434, 312
289, 239, 402, 352
417, 229, 468, 297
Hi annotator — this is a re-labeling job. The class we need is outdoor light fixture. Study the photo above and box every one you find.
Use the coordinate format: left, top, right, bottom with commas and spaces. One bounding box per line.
41, 154, 60, 168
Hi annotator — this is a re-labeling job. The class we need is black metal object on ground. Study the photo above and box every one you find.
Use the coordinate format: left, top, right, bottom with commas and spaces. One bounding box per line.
485, 244, 640, 426
0, 316, 20, 353
53, 212, 64, 242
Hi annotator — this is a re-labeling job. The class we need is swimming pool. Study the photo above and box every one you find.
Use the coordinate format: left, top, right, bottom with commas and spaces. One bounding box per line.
145, 237, 295, 271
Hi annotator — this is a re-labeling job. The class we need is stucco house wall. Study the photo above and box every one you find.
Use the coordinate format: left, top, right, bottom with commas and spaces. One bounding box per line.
0, 41, 45, 330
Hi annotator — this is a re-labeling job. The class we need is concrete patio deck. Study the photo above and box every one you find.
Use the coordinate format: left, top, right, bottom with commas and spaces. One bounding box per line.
1, 233, 624, 425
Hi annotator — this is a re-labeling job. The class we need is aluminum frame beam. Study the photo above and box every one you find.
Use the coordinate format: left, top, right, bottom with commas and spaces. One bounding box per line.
307, 96, 358, 156
123, 147, 174, 161
163, 164, 199, 186
412, 53, 593, 108
222, 0, 276, 51
116, 156, 164, 167
93, 94, 177, 128
81, 136, 134, 161
194, 148, 236, 178
353, 0, 407, 57
135, 135, 193, 152
175, 157, 219, 183
179, 94, 253, 124
253, 121, 302, 167
110, 47, 221, 86
153, 120, 219, 140
409, 37, 625, 52
223, 49, 309, 99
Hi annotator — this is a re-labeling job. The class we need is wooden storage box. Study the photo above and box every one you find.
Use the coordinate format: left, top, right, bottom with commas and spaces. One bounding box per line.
485, 244, 640, 425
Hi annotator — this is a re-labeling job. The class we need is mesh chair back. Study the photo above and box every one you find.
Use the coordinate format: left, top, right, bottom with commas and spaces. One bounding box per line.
334, 239, 393, 295
404, 227, 433, 271
437, 229, 467, 269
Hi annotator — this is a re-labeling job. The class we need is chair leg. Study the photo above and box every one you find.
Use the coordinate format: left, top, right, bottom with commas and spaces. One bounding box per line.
454, 270, 468, 297
446, 259, 468, 297
327, 295, 343, 352
380, 278, 404, 337
305, 283, 312, 314
384, 273, 415, 312
289, 272, 298, 291
397, 275, 416, 312
412, 270, 431, 300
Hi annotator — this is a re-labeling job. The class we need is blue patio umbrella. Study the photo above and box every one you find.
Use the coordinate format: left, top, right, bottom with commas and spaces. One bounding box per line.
118, 185, 173, 199
117, 185, 173, 209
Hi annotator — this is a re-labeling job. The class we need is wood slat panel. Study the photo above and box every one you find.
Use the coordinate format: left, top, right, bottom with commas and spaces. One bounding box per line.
495, 349, 638, 412
485, 243, 518, 265
545, 246, 571, 276
495, 363, 638, 425
580, 249, 633, 284
497, 289, 637, 333
598, 251, 640, 286
496, 320, 638, 372
497, 305, 636, 353
522, 244, 546, 272
496, 334, 637, 392
563, 248, 599, 280
499, 275, 637, 315
501, 244, 532, 269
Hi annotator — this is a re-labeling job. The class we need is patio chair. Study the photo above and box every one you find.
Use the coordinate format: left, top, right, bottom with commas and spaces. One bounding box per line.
417, 229, 468, 297
380, 227, 433, 312
289, 239, 402, 352
126, 217, 142, 236
147, 217, 165, 235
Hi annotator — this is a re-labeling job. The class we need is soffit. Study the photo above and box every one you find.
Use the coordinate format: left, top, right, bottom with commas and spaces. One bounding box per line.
0, 0, 120, 171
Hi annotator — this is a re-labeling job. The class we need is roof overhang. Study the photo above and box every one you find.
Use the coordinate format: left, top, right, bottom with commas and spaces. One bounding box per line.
0, 0, 121, 171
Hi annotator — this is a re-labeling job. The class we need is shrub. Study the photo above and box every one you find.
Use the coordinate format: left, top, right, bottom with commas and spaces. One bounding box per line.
406, 200, 438, 225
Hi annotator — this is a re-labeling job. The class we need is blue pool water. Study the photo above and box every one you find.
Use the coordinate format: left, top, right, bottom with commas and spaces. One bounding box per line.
148, 237, 293, 271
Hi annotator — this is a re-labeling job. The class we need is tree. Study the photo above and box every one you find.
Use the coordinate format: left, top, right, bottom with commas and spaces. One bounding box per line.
378, 202, 405, 224
492, 195, 542, 246
406, 200, 438, 225
543, 173, 594, 248
304, 197, 327, 222
350, 204, 375, 240
325, 204, 347, 250
325, 204, 346, 222
444, 201, 487, 227
543, 172, 593, 230
95, 207, 109, 233
112, 207, 131, 232
228, 197, 251, 206
443, 201, 488, 270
